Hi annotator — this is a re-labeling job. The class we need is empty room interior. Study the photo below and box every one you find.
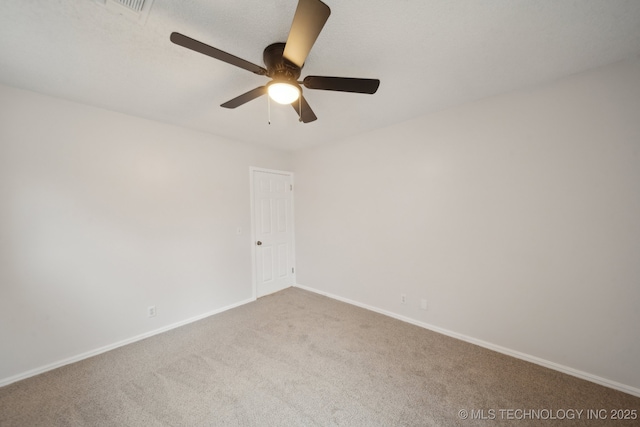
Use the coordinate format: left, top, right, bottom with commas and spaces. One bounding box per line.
1, 0, 640, 425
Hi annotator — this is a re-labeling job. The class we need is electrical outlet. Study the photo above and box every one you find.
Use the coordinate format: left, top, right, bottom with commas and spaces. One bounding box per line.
148, 306, 156, 317
421, 299, 428, 310
401, 294, 407, 304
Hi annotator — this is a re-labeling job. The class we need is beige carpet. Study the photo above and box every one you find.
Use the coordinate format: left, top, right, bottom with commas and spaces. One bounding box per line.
1, 287, 638, 426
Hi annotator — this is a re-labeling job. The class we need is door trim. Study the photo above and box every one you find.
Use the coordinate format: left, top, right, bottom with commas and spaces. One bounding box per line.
249, 167, 296, 299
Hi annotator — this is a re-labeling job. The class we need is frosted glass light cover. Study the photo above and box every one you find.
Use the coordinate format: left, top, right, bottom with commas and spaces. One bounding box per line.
268, 83, 300, 104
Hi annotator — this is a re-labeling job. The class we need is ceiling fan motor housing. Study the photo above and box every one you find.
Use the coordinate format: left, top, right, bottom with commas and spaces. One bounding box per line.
263, 42, 301, 82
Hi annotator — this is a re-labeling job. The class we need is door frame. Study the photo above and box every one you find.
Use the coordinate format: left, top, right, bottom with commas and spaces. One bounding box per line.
249, 167, 296, 299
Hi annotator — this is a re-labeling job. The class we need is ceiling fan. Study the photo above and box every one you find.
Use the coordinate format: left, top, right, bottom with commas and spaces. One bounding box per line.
170, 0, 380, 123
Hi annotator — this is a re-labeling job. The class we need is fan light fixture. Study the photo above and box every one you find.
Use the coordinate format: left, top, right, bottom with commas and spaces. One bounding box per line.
268, 82, 300, 104
170, 0, 381, 123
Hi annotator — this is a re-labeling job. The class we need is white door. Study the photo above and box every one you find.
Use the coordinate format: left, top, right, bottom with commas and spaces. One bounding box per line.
251, 169, 295, 297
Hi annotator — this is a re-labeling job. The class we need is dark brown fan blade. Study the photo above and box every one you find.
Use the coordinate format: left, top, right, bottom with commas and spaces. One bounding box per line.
221, 86, 267, 109
303, 76, 380, 94
291, 95, 317, 123
282, 0, 331, 68
171, 32, 267, 76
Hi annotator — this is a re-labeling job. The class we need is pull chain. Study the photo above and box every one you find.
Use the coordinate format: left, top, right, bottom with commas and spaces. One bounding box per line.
268, 94, 271, 125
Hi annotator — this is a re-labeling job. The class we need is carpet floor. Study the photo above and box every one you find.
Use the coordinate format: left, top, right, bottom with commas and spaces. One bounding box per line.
1, 287, 638, 426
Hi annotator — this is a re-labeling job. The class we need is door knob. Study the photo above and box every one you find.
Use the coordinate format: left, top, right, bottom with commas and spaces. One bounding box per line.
256, 241, 262, 246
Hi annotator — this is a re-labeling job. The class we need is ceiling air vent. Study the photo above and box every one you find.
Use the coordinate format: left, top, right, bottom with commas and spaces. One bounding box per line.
95, 0, 155, 25
112, 0, 145, 13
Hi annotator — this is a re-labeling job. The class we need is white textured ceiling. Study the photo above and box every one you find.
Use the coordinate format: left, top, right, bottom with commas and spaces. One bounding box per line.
1, 0, 640, 151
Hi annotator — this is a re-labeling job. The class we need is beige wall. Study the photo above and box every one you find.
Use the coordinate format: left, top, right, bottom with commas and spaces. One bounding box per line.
293, 59, 640, 393
0, 85, 292, 382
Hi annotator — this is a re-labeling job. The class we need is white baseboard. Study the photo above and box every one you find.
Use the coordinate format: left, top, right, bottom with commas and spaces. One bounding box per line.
295, 283, 640, 398
0, 297, 255, 388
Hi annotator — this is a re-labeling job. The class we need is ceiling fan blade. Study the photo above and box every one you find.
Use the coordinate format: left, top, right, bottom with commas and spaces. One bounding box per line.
170, 32, 267, 76
303, 76, 380, 94
291, 95, 317, 123
283, 0, 331, 68
221, 86, 267, 109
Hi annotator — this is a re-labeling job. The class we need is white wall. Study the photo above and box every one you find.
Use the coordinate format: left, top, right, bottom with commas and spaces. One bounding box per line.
293, 58, 640, 393
0, 84, 291, 383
